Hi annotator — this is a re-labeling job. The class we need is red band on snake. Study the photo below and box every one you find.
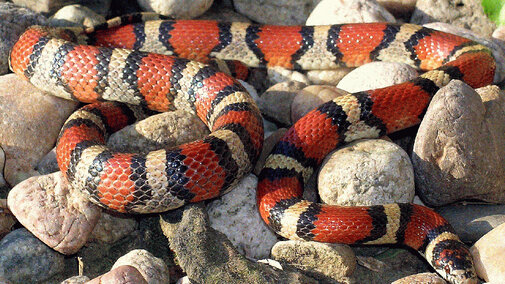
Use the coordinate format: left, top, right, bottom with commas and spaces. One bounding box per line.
10, 16, 495, 284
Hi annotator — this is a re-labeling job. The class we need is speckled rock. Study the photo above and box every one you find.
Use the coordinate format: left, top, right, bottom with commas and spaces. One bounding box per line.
337, 62, 418, 93
306, 0, 396, 25
258, 80, 307, 126
0, 228, 65, 283
88, 212, 137, 244
436, 204, 505, 243
137, 0, 213, 19
376, 0, 417, 17
0, 200, 14, 238
50, 4, 105, 28
391, 272, 445, 283
271, 240, 356, 282
0, 2, 46, 75
267, 66, 310, 85
0, 74, 78, 186
112, 249, 170, 284
233, 0, 319, 25
291, 85, 348, 123
254, 128, 288, 176
207, 174, 278, 259
470, 222, 505, 282
12, 0, 111, 15
411, 0, 496, 38
7, 172, 102, 255
319, 139, 415, 206
306, 68, 353, 85
60, 275, 91, 284
108, 109, 209, 153
412, 82, 505, 206
87, 265, 147, 284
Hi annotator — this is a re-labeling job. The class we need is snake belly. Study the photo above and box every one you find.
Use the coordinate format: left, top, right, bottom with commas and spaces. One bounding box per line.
9, 17, 496, 284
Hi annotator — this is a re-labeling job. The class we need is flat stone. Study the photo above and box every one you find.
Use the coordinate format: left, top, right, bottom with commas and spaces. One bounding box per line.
7, 172, 102, 255
470, 223, 505, 282
112, 249, 170, 284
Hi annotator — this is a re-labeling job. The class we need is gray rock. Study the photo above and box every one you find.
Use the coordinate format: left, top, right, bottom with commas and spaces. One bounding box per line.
267, 67, 310, 86
137, 0, 213, 19
258, 81, 307, 126
291, 85, 348, 124
36, 148, 59, 175
233, 0, 320, 25
60, 275, 91, 284
0, 2, 47, 75
306, 0, 396, 25
411, 0, 496, 38
376, 0, 417, 18
11, 0, 111, 15
412, 81, 505, 206
436, 204, 505, 243
88, 212, 137, 244
50, 4, 106, 28
0, 228, 65, 283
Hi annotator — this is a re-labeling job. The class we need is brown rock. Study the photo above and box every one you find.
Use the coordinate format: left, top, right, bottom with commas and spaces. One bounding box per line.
87, 265, 147, 284
291, 85, 348, 123
112, 249, 170, 284
0, 74, 77, 185
391, 272, 446, 283
470, 223, 505, 282
7, 172, 101, 254
412, 81, 505, 206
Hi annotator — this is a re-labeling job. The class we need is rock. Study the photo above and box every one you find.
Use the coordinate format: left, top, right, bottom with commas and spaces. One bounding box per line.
0, 228, 65, 283
493, 25, 505, 41
11, 0, 112, 15
207, 174, 278, 260
112, 249, 170, 284
87, 265, 147, 284
254, 128, 288, 175
436, 204, 505, 243
0, 74, 78, 186
160, 204, 319, 283
137, 0, 213, 19
198, 6, 250, 22
7, 172, 102, 255
108, 110, 209, 153
411, 0, 496, 38
412, 81, 505, 206
233, 0, 319, 25
88, 212, 137, 244
319, 139, 415, 206
267, 66, 310, 85
258, 81, 307, 126
337, 62, 418, 93
423, 22, 505, 83
391, 272, 446, 283
35, 148, 59, 175
60, 275, 91, 284
306, 0, 396, 25
470, 222, 505, 282
0, 200, 15, 238
50, 4, 105, 28
376, 0, 417, 18
271, 240, 356, 282
0, 2, 46, 75
0, 146, 7, 194
291, 85, 348, 123
176, 276, 192, 284
306, 68, 353, 85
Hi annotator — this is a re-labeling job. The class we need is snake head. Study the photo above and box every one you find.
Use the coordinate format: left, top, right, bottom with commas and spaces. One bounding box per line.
427, 237, 477, 284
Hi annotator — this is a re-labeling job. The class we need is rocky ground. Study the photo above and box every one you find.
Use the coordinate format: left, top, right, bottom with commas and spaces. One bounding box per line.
0, 0, 505, 283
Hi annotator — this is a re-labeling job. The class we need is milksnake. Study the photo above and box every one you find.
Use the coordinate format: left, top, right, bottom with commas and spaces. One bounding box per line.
9, 14, 495, 284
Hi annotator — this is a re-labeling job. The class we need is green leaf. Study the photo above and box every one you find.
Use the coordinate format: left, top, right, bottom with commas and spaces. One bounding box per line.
482, 0, 505, 26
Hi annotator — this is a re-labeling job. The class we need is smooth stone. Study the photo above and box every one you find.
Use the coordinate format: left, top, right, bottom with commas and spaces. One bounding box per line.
137, 0, 213, 19
0, 228, 65, 283
50, 4, 105, 28
233, 0, 319, 25
319, 139, 415, 206
267, 66, 310, 85
412, 81, 505, 206
470, 223, 505, 282
306, 0, 396, 25
60, 275, 91, 284
36, 147, 59, 175
12, 0, 111, 15
291, 85, 348, 123
0, 200, 15, 238
258, 80, 307, 126
306, 68, 353, 85
87, 265, 147, 284
207, 174, 278, 260
254, 128, 288, 176
492, 25, 505, 41
337, 62, 418, 93
0, 74, 78, 186
271, 240, 356, 282
112, 249, 170, 284
88, 212, 137, 244
7, 172, 102, 255
0, 146, 6, 193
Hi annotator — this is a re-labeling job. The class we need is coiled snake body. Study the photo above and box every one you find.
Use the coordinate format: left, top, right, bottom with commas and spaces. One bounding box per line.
10, 15, 495, 283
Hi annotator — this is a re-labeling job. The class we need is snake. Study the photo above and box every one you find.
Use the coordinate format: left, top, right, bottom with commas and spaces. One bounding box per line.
9, 14, 495, 284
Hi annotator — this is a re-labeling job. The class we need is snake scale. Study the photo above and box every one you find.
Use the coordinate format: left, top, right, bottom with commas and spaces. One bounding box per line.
10, 14, 496, 283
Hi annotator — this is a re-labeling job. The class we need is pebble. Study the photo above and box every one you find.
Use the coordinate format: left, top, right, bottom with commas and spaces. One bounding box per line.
267, 66, 310, 85
306, 0, 396, 25
391, 272, 446, 283
470, 222, 505, 282
411, 0, 496, 38
112, 249, 170, 284
0, 200, 15, 238
412, 81, 505, 206
0, 2, 46, 75
207, 174, 278, 260
137, 0, 213, 19
50, 4, 105, 28
376, 0, 417, 18
0, 228, 65, 283
0, 74, 78, 186
7, 172, 102, 255
0, 146, 6, 191
35, 147, 58, 175
492, 25, 505, 41
271, 240, 356, 282
88, 212, 137, 244
60, 275, 91, 284
305, 68, 353, 85
337, 62, 418, 93
12, 0, 112, 15
233, 0, 319, 25
258, 80, 307, 126
319, 139, 415, 206
291, 85, 348, 123
254, 128, 288, 175
436, 204, 505, 243
87, 265, 147, 284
